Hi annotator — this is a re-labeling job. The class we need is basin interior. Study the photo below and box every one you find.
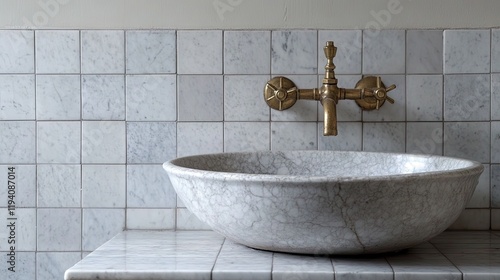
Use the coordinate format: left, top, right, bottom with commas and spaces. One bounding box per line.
171, 151, 478, 178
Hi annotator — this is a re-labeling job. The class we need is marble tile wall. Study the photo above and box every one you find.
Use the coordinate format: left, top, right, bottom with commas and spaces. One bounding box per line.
0, 28, 499, 278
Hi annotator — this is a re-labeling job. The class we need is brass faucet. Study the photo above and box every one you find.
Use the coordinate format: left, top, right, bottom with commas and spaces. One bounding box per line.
264, 41, 396, 136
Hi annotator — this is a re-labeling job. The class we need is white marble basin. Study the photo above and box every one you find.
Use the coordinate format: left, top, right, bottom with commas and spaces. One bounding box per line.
163, 151, 483, 255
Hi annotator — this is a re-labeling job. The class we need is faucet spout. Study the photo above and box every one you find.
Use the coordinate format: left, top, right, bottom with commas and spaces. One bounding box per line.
322, 98, 337, 136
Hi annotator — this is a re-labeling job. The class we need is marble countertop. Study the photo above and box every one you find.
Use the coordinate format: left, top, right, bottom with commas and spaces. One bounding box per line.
65, 230, 500, 280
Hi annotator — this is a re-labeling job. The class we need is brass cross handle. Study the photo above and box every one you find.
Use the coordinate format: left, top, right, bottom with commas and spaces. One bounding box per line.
354, 76, 396, 110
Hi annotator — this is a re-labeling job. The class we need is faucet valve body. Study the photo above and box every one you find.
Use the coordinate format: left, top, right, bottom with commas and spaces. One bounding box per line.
264, 41, 396, 136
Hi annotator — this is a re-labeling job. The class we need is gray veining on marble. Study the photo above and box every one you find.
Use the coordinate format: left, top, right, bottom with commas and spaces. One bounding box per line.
178, 30, 222, 74
126, 74, 177, 121
444, 74, 490, 121
126, 208, 176, 230
36, 74, 81, 120
362, 122, 406, 153
444, 29, 490, 74
81, 75, 125, 120
65, 231, 500, 280
444, 122, 490, 163
82, 165, 126, 208
224, 75, 271, 121
406, 75, 443, 121
363, 30, 405, 74
0, 75, 35, 120
37, 121, 81, 164
406, 122, 443, 155
177, 75, 223, 121
82, 121, 126, 164
406, 30, 443, 74
0, 30, 34, 73
224, 31, 271, 74
37, 164, 81, 207
164, 151, 483, 255
35, 30, 80, 74
272, 30, 317, 74
126, 121, 176, 163
0, 121, 36, 163
224, 122, 270, 152
37, 208, 81, 251
81, 30, 124, 74
126, 30, 176, 74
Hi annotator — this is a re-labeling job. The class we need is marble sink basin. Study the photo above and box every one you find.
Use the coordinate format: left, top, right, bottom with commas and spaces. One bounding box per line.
163, 151, 483, 255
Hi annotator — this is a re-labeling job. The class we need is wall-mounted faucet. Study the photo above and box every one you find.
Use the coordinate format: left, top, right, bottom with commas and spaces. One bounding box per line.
264, 41, 396, 136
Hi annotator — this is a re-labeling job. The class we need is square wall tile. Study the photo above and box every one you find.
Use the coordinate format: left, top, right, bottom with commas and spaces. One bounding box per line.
271, 75, 318, 121
493, 29, 500, 72
406, 75, 443, 121
493, 164, 500, 208
318, 122, 362, 151
406, 122, 443, 155
82, 121, 125, 163
37, 165, 80, 207
224, 122, 270, 152
0, 30, 34, 73
0, 208, 36, 251
492, 74, 500, 120
126, 208, 175, 230
82, 75, 125, 120
177, 30, 222, 74
0, 165, 36, 207
0, 121, 35, 164
444, 29, 490, 74
0, 252, 35, 279
37, 121, 80, 164
0, 75, 35, 120
448, 209, 490, 230
126, 75, 176, 121
177, 208, 211, 230
35, 30, 79, 74
363, 30, 405, 74
492, 122, 500, 163
82, 209, 125, 251
444, 74, 490, 121
81, 30, 125, 74
272, 30, 317, 74
82, 165, 126, 208
178, 75, 223, 121
37, 208, 81, 251
36, 252, 81, 280
36, 75, 80, 120
127, 122, 176, 163
406, 30, 443, 74
224, 75, 270, 121
127, 164, 177, 208
444, 122, 490, 163
318, 30, 362, 74
363, 122, 406, 153
271, 122, 317, 150
126, 30, 176, 74
466, 164, 490, 208
362, 75, 405, 121
224, 31, 270, 74
177, 122, 223, 157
